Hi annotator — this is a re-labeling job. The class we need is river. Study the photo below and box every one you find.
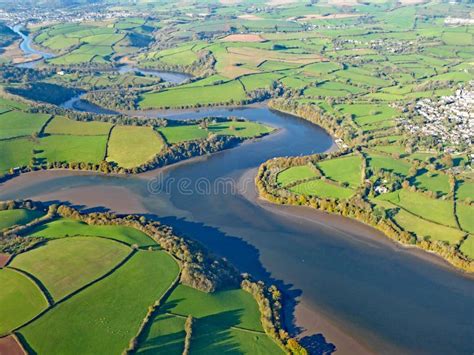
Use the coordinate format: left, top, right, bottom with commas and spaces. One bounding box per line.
1, 106, 473, 355
11, 24, 55, 68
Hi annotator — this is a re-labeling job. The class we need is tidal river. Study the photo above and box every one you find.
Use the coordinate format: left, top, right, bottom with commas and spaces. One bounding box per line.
1, 107, 473, 354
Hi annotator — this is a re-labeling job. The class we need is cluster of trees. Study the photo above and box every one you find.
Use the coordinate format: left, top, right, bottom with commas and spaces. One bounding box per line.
0, 65, 55, 84
7, 82, 83, 105
256, 155, 474, 272
268, 98, 358, 144
0, 200, 54, 254
127, 134, 243, 174
84, 89, 140, 110
183, 315, 193, 355
241, 276, 307, 355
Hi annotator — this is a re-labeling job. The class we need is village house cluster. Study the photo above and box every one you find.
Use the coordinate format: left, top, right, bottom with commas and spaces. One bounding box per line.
399, 82, 473, 152
0, 6, 140, 27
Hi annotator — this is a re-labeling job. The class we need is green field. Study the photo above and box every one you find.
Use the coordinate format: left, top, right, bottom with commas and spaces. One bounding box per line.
0, 138, 35, 173
36, 135, 108, 164
457, 180, 474, 201
208, 121, 273, 138
158, 121, 272, 144
367, 153, 411, 176
412, 171, 450, 196
164, 285, 263, 331
20, 250, 179, 354
0, 209, 44, 231
277, 165, 317, 186
456, 203, 474, 234
107, 125, 164, 168
138, 285, 282, 354
137, 313, 186, 354
44, 116, 112, 136
158, 124, 209, 144
0, 111, 50, 140
28, 218, 155, 247
190, 319, 282, 354
290, 179, 354, 199
392, 208, 464, 244
10, 237, 131, 301
377, 189, 457, 228
317, 155, 362, 188
139, 81, 247, 109
0, 268, 48, 335
460, 235, 474, 259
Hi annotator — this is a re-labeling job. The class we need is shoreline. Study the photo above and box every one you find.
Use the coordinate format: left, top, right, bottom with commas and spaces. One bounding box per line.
238, 166, 474, 352
245, 165, 474, 278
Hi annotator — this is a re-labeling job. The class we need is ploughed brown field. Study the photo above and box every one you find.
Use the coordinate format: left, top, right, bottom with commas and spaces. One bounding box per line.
0, 253, 11, 268
0, 335, 26, 355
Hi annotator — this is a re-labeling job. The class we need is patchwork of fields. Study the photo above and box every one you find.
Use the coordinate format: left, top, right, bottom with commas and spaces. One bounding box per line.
271, 148, 473, 260
0, 206, 283, 354
0, 99, 273, 175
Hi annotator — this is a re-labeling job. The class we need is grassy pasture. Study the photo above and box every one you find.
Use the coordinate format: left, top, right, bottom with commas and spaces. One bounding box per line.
280, 75, 315, 89
191, 319, 283, 354
10, 237, 131, 301
45, 116, 112, 136
442, 32, 472, 46
0, 268, 48, 336
163, 285, 263, 331
36, 135, 107, 164
49, 53, 97, 65
208, 121, 274, 138
42, 35, 79, 50
289, 179, 354, 199
139, 81, 247, 109
158, 124, 209, 144
335, 68, 390, 87
28, 218, 155, 247
457, 180, 474, 201
367, 153, 410, 176
302, 61, 341, 75
277, 165, 317, 186
317, 155, 361, 188
0, 97, 28, 110
372, 145, 406, 155
456, 203, 474, 234
20, 250, 179, 355
106, 125, 164, 168
412, 171, 450, 196
392, 208, 464, 244
304, 81, 364, 97
0, 209, 44, 231
0, 111, 50, 140
377, 189, 457, 228
239, 73, 283, 91
137, 313, 185, 354
0, 138, 35, 173
460, 235, 474, 259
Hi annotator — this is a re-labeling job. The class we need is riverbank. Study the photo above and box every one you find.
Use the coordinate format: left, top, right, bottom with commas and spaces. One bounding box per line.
255, 157, 474, 273
242, 168, 473, 275
1, 106, 473, 355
